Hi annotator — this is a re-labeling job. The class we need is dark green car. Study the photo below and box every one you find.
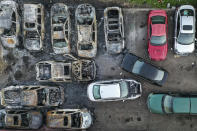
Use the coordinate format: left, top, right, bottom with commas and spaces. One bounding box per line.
147, 93, 197, 114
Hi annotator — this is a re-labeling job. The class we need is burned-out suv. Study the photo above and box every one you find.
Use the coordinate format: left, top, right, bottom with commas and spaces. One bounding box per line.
0, 0, 20, 48
0, 109, 42, 129
0, 85, 64, 108
36, 58, 96, 82
23, 4, 44, 51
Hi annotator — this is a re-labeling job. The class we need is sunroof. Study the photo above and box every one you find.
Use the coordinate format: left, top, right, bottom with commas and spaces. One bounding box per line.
183, 25, 192, 30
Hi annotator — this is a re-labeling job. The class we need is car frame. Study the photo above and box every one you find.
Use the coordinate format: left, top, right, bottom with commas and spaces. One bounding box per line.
46, 108, 92, 129
0, 0, 20, 48
87, 79, 142, 102
121, 53, 168, 86
0, 109, 42, 129
0, 85, 64, 109
147, 10, 168, 61
51, 3, 71, 54
104, 7, 125, 54
75, 4, 97, 58
23, 3, 45, 51
174, 5, 196, 55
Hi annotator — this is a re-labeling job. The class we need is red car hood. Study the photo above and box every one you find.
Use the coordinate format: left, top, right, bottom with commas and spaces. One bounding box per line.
148, 43, 167, 61
152, 24, 166, 36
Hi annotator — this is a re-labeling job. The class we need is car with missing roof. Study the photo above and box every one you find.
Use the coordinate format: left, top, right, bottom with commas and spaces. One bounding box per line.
121, 53, 168, 86
46, 108, 92, 129
87, 79, 142, 102
0, 0, 20, 48
75, 4, 97, 58
0, 109, 42, 129
147, 93, 197, 114
36, 58, 96, 82
23, 4, 44, 51
51, 3, 71, 54
147, 10, 168, 61
174, 5, 196, 55
0, 85, 64, 109
104, 7, 124, 54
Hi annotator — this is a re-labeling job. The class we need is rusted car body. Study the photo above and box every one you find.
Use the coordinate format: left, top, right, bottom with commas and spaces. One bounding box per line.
75, 4, 97, 58
0, 109, 42, 129
104, 7, 125, 54
0, 0, 20, 48
23, 4, 44, 51
51, 3, 71, 54
46, 108, 92, 129
0, 85, 64, 108
36, 59, 96, 82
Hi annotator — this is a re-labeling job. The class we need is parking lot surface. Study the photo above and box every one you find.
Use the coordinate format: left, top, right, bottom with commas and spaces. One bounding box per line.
1, 1, 197, 131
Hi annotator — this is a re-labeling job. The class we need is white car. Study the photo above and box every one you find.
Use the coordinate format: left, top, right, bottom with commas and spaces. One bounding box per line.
174, 5, 196, 55
87, 79, 142, 102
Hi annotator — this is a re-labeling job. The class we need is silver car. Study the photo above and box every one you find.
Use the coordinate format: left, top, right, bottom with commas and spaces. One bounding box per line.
0, 0, 20, 48
174, 5, 196, 55
87, 79, 142, 102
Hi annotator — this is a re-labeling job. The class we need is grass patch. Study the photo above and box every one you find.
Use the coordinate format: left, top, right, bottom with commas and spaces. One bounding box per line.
128, 0, 197, 8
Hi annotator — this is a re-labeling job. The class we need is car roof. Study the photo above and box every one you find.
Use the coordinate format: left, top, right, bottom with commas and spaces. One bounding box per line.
180, 16, 194, 33
100, 84, 120, 99
173, 97, 190, 113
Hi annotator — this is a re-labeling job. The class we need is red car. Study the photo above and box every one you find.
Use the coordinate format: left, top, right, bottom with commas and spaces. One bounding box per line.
147, 10, 168, 61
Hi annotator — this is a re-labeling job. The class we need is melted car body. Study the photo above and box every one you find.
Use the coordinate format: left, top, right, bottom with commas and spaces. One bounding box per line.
36, 59, 96, 82
87, 79, 142, 102
104, 7, 124, 54
0, 109, 42, 129
51, 3, 71, 54
0, 0, 20, 48
46, 109, 92, 129
75, 4, 97, 58
0, 85, 64, 108
23, 4, 44, 51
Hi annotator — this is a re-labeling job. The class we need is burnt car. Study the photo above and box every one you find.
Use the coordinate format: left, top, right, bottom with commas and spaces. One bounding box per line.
0, 109, 42, 129
0, 0, 20, 48
23, 4, 44, 51
75, 4, 97, 58
104, 7, 124, 54
51, 3, 71, 54
46, 109, 92, 129
36, 59, 96, 82
0, 85, 64, 108
121, 53, 168, 86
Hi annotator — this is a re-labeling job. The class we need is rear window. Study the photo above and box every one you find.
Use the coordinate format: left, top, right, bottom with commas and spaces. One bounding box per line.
183, 25, 192, 30
151, 16, 165, 24
93, 85, 101, 99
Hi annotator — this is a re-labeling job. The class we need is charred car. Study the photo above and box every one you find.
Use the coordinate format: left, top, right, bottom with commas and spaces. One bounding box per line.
36, 59, 96, 82
0, 85, 64, 108
46, 109, 92, 129
51, 3, 71, 54
23, 4, 44, 51
104, 7, 124, 54
0, 0, 20, 48
75, 4, 97, 58
0, 109, 42, 129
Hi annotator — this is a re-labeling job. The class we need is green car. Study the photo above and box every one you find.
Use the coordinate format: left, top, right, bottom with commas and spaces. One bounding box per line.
147, 93, 197, 114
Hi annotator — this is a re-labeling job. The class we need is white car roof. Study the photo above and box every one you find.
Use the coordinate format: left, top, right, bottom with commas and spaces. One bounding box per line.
100, 84, 120, 99
180, 16, 194, 33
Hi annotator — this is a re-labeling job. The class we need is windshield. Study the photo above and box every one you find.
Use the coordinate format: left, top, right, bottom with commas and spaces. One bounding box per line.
93, 85, 101, 99
150, 35, 166, 45
132, 60, 144, 74
151, 16, 165, 24
177, 33, 194, 45
53, 40, 67, 48
163, 95, 173, 113
119, 81, 128, 98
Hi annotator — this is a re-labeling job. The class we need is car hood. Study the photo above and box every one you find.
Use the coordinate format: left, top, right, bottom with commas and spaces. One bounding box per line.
175, 42, 194, 54
147, 94, 164, 114
148, 43, 167, 61
25, 39, 41, 51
